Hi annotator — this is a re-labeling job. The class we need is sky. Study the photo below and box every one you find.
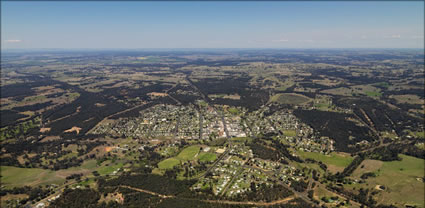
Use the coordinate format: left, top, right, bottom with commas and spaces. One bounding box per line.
1, 1, 424, 49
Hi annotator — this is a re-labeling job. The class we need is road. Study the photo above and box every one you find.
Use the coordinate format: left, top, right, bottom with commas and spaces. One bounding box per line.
119, 185, 298, 206
186, 76, 234, 179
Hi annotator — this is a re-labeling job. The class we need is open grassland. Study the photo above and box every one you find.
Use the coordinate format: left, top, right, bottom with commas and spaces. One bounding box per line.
296, 151, 353, 168
0, 166, 64, 188
391, 94, 424, 105
348, 154, 424, 208
209, 94, 241, 100
97, 162, 124, 175
277, 80, 295, 91
352, 85, 382, 97
0, 159, 124, 188
270, 93, 311, 105
295, 151, 353, 173
321, 87, 353, 96
351, 159, 383, 178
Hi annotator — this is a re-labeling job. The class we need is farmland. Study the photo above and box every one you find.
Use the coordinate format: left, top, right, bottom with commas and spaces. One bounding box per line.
347, 154, 425, 208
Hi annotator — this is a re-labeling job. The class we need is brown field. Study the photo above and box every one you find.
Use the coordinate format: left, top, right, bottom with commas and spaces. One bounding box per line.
327, 164, 345, 174
270, 93, 311, 105
105, 146, 113, 152
312, 78, 341, 86
351, 159, 383, 178
209, 93, 241, 100
40, 136, 60, 142
64, 126, 82, 134
40, 127, 51, 133
148, 92, 168, 97
321, 87, 353, 96
391, 94, 424, 105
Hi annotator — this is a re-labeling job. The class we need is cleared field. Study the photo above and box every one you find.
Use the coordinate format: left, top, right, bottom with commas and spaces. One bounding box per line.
270, 93, 311, 105
296, 151, 353, 173
198, 152, 217, 162
209, 94, 241, 100
158, 158, 180, 169
0, 159, 123, 188
321, 87, 353, 96
364, 91, 382, 97
351, 84, 382, 97
348, 154, 424, 207
97, 162, 124, 175
176, 145, 200, 161
391, 94, 423, 105
157, 145, 201, 169
0, 166, 64, 188
276, 80, 295, 91
351, 159, 383, 178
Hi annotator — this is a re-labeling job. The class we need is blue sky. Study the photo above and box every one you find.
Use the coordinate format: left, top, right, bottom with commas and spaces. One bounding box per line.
1, 1, 424, 49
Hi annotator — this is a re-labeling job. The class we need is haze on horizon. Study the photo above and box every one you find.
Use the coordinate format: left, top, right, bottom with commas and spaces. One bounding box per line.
1, 1, 424, 49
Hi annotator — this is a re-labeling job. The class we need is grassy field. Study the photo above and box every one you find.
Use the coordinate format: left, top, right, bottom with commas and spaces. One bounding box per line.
314, 103, 331, 111
321, 87, 353, 96
157, 145, 202, 169
351, 84, 382, 97
176, 145, 200, 161
0, 159, 126, 188
23, 95, 47, 103
351, 159, 383, 178
157, 158, 180, 169
231, 137, 252, 143
270, 93, 311, 105
391, 94, 423, 105
276, 80, 295, 91
348, 154, 424, 208
296, 151, 353, 167
0, 166, 64, 188
364, 91, 382, 97
296, 151, 353, 173
198, 152, 217, 162
97, 162, 124, 175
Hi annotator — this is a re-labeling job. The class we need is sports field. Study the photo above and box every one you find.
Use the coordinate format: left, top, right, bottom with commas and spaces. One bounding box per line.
198, 152, 217, 162
158, 145, 202, 169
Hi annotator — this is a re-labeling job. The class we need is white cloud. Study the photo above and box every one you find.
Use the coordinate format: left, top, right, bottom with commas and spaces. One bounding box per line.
5, 39, 22, 43
361, 35, 367, 39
